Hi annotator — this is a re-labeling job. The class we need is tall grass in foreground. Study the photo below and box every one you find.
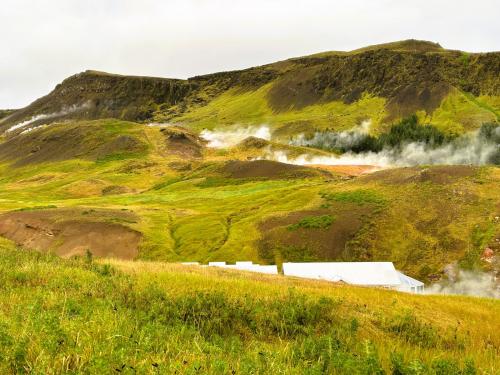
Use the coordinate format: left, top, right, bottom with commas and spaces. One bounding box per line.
0, 243, 498, 374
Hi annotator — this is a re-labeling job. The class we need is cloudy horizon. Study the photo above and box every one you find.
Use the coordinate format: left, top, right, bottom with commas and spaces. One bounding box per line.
1, 0, 499, 109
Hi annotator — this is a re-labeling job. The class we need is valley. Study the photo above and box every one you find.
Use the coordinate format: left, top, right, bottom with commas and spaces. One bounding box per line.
0, 38, 498, 374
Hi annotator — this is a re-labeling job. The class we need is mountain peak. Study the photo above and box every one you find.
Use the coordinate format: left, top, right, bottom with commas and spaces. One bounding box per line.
352, 39, 444, 53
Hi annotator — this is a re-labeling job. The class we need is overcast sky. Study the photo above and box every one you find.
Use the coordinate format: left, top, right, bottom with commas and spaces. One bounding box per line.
1, 0, 499, 108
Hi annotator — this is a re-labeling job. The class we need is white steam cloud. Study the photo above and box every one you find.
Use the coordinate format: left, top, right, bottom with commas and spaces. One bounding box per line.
6, 102, 92, 133
282, 123, 499, 167
291, 120, 372, 151
269, 131, 499, 167
426, 270, 499, 299
201, 122, 498, 167
201, 125, 271, 148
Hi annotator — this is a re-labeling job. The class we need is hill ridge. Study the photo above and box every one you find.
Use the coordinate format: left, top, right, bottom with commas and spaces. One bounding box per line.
1, 39, 499, 136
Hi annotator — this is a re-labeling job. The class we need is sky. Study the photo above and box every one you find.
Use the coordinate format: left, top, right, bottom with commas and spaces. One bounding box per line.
1, 0, 499, 108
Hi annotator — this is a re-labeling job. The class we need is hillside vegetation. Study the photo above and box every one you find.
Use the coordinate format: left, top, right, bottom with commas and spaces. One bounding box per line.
0, 119, 498, 283
1, 40, 499, 138
0, 238, 498, 374
0, 39, 499, 373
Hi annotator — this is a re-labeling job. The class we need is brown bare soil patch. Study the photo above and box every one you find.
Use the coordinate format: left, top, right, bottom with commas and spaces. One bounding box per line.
160, 126, 206, 158
309, 164, 382, 177
0, 208, 141, 259
258, 205, 371, 263
220, 160, 328, 179
101, 185, 135, 196
361, 165, 478, 185
236, 136, 271, 150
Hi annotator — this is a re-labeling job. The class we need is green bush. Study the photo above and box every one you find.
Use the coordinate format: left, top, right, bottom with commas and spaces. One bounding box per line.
378, 115, 448, 149
321, 189, 385, 205
302, 115, 451, 153
288, 215, 335, 230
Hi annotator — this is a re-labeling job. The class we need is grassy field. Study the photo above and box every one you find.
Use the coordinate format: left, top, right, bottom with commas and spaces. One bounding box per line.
0, 120, 498, 374
0, 237, 498, 374
0, 120, 498, 282
1, 39, 499, 374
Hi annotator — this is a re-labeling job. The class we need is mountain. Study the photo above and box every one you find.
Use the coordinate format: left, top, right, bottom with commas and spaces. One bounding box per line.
1, 40, 499, 137
0, 40, 498, 283
0, 39, 499, 372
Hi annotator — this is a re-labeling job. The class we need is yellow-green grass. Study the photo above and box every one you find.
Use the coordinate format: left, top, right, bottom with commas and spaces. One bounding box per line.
0, 119, 498, 278
418, 90, 499, 135
1, 151, 498, 279
167, 83, 498, 138
168, 84, 388, 137
0, 237, 498, 374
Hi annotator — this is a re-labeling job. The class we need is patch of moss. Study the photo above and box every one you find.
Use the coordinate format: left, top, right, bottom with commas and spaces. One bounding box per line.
321, 190, 386, 206
288, 215, 335, 231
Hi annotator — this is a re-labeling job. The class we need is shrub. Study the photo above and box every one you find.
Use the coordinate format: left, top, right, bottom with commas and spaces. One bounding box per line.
386, 311, 439, 348
321, 189, 385, 205
300, 115, 451, 153
378, 115, 448, 149
287, 215, 335, 230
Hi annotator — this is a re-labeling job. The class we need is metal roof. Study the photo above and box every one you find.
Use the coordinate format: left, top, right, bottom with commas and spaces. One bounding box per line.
282, 262, 401, 286
397, 271, 424, 287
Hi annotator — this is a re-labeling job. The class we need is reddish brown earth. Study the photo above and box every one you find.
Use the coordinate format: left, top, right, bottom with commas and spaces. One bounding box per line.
258, 204, 373, 263
221, 160, 329, 179
360, 165, 478, 185
309, 164, 382, 177
0, 208, 141, 259
160, 126, 206, 158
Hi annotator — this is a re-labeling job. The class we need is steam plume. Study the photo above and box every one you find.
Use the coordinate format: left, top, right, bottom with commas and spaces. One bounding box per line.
426, 270, 499, 299
270, 131, 499, 167
282, 124, 499, 167
291, 120, 372, 151
6, 102, 92, 133
201, 125, 271, 148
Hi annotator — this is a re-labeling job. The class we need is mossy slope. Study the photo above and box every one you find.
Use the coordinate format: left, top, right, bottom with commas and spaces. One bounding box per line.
2, 40, 499, 137
0, 239, 498, 373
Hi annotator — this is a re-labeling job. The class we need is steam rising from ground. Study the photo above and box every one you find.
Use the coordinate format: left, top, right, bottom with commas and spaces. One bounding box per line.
292, 120, 372, 151
201, 126, 271, 148
201, 121, 498, 167
6, 102, 92, 133
286, 123, 499, 167
426, 270, 499, 299
276, 131, 498, 167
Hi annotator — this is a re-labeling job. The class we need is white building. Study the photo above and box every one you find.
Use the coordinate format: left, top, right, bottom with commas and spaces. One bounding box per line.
396, 271, 425, 293
181, 260, 424, 293
282, 262, 424, 293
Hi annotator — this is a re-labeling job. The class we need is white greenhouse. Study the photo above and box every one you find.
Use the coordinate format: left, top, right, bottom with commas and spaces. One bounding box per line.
180, 261, 424, 293
282, 262, 424, 293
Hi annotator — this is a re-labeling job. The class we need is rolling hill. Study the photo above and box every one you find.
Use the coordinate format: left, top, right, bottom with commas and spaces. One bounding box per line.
0, 39, 499, 374
0, 238, 498, 373
1, 40, 499, 138
0, 118, 498, 283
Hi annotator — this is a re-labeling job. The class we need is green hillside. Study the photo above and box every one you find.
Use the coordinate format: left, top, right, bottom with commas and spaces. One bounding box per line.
0, 39, 499, 374
1, 40, 499, 138
0, 119, 498, 283
0, 238, 498, 373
